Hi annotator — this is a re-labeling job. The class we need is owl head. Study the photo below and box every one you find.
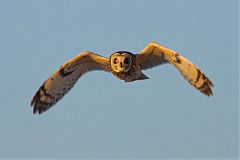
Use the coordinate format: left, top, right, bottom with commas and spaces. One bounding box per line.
110, 51, 133, 73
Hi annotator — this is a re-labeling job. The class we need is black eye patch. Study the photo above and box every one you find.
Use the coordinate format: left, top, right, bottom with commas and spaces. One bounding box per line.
124, 58, 129, 64
114, 58, 118, 64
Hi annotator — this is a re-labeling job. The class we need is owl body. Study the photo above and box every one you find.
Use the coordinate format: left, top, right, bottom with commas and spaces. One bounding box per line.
31, 42, 213, 114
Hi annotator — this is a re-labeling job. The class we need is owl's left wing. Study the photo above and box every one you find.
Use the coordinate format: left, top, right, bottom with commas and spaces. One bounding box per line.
136, 42, 213, 96
31, 51, 111, 114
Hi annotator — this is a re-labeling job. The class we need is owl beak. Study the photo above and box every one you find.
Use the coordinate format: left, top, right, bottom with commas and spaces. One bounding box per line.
120, 62, 123, 68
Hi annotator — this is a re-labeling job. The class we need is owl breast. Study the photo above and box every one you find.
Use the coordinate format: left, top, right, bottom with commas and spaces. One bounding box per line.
112, 64, 140, 82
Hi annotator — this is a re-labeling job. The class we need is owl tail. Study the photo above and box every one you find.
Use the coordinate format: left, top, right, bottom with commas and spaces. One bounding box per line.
138, 73, 149, 80
162, 47, 213, 96
129, 72, 149, 82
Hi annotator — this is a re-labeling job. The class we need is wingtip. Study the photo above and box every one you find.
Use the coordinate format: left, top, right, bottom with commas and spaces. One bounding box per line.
33, 109, 41, 115
30, 91, 44, 115
30, 97, 35, 107
201, 81, 214, 97
32, 103, 45, 115
209, 80, 214, 87
30, 91, 40, 114
30, 97, 39, 114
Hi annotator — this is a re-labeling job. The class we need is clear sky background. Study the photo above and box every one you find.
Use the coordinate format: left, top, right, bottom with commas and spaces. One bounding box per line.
0, 0, 238, 159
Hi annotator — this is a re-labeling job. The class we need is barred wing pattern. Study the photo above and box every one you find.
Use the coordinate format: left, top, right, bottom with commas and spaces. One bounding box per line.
30, 51, 111, 114
136, 42, 213, 96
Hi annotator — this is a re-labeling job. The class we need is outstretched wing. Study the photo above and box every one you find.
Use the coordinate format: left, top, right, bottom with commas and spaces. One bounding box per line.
30, 51, 111, 114
136, 42, 213, 96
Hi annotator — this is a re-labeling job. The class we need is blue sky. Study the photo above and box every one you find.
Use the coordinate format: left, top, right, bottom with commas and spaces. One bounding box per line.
0, 0, 238, 159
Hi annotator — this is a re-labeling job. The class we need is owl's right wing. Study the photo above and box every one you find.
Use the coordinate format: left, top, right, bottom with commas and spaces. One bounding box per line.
136, 42, 213, 96
30, 51, 111, 114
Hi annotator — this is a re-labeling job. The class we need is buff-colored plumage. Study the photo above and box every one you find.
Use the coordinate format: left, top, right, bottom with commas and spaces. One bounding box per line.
136, 42, 213, 96
31, 52, 110, 114
31, 42, 213, 114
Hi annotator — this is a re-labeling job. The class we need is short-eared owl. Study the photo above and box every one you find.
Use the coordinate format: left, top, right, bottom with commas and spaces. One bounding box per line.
31, 42, 213, 114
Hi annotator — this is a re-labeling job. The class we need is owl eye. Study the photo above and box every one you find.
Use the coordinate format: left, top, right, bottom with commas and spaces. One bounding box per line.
124, 58, 129, 64
113, 58, 118, 64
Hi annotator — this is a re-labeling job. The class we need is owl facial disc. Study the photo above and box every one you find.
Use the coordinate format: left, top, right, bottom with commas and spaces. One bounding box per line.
110, 52, 132, 73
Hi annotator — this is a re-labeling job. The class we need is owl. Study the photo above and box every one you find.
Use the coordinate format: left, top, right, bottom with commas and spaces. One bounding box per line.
31, 42, 213, 114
